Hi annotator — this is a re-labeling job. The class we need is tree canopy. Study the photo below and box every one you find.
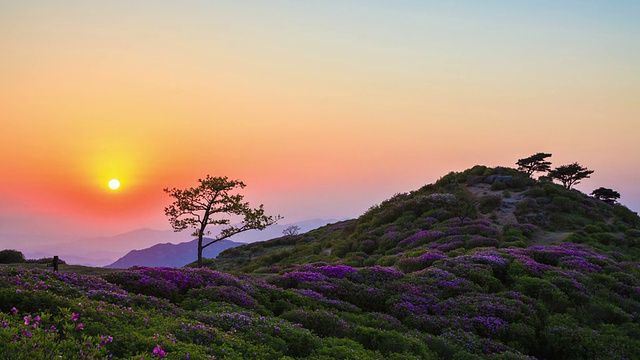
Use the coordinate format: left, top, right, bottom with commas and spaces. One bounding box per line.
0, 249, 25, 264
548, 163, 594, 190
591, 187, 621, 204
282, 225, 301, 237
516, 152, 552, 177
164, 175, 281, 267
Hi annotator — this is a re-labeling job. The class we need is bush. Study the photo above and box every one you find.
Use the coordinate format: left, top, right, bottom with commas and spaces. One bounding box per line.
280, 309, 353, 338
479, 195, 502, 214
351, 326, 432, 357
376, 255, 398, 267
309, 338, 381, 360
0, 249, 25, 264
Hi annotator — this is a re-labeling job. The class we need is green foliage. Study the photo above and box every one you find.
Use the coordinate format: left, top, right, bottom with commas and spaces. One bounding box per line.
490, 181, 507, 191
516, 152, 552, 177
0, 308, 114, 359
0, 249, 25, 264
591, 187, 621, 204
479, 195, 502, 214
548, 162, 594, 190
613, 204, 640, 227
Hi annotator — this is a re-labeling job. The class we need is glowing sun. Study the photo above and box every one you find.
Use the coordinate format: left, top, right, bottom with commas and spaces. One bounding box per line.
108, 179, 121, 190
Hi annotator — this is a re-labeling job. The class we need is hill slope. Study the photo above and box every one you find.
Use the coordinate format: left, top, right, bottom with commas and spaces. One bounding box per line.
212, 165, 640, 273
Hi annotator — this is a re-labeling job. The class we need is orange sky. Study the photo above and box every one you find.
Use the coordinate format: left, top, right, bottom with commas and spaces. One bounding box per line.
1, 1, 639, 250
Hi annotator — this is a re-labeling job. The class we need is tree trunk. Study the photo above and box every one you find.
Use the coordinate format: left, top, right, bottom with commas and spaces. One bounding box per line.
197, 234, 204, 267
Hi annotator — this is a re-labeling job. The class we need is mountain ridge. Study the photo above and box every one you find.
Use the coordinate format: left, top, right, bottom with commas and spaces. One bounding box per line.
105, 239, 242, 268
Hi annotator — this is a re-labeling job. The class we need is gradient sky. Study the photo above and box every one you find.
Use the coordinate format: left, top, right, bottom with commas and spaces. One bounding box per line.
1, 1, 639, 250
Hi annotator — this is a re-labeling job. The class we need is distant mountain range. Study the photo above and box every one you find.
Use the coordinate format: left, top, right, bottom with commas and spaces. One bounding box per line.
104, 219, 336, 268
22, 219, 336, 267
105, 239, 242, 268
25, 228, 187, 267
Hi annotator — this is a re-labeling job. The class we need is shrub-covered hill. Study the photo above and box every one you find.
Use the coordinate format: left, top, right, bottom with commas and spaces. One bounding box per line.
212, 165, 640, 273
1, 165, 639, 359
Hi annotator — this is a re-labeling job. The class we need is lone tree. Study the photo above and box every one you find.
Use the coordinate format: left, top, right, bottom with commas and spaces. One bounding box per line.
591, 187, 621, 204
516, 152, 552, 177
442, 186, 478, 225
548, 163, 594, 190
282, 225, 301, 237
164, 175, 282, 267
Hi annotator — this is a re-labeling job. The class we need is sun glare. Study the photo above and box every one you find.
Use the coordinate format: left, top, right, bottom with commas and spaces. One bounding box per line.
108, 179, 121, 190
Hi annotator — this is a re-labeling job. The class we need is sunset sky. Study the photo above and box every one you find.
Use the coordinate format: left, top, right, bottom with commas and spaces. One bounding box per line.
1, 1, 639, 252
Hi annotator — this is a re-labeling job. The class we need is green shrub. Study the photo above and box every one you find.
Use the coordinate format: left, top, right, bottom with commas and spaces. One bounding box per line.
376, 255, 398, 266
613, 204, 640, 227
280, 309, 353, 338
309, 338, 381, 360
0, 249, 25, 264
479, 195, 502, 214
542, 314, 607, 360
512, 276, 570, 312
350, 326, 432, 357
525, 187, 546, 198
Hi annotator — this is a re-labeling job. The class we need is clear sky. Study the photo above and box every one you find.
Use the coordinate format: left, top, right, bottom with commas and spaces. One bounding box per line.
1, 1, 639, 248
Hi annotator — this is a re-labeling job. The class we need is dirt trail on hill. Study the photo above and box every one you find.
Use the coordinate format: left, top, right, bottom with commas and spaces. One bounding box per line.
468, 183, 575, 245
467, 183, 526, 225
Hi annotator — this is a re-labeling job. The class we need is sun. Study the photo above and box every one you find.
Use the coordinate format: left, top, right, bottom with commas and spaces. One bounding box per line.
108, 179, 121, 190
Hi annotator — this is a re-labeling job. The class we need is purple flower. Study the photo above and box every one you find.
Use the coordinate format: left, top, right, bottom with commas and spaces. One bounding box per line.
77, 323, 84, 330
153, 345, 166, 358
71, 313, 79, 321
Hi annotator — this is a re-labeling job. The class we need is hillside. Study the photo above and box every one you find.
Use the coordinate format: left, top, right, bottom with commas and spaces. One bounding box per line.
212, 165, 640, 273
1, 165, 639, 359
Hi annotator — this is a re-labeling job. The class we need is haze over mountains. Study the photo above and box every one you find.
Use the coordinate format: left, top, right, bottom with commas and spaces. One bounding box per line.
17, 219, 335, 267
105, 239, 242, 269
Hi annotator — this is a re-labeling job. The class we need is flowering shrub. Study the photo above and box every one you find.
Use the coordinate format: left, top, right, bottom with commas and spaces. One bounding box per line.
188, 285, 256, 309
280, 309, 353, 338
397, 250, 447, 272
0, 307, 113, 359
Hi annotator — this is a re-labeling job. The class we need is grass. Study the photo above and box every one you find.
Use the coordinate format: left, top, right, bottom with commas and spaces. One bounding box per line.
0, 262, 120, 276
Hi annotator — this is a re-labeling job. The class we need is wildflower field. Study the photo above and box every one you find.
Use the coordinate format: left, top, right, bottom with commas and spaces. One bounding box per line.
3, 220, 639, 359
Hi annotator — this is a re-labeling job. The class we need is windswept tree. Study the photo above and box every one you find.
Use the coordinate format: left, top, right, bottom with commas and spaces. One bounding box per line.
164, 175, 282, 267
591, 187, 621, 204
516, 152, 552, 177
442, 186, 478, 225
282, 225, 301, 237
548, 163, 594, 190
